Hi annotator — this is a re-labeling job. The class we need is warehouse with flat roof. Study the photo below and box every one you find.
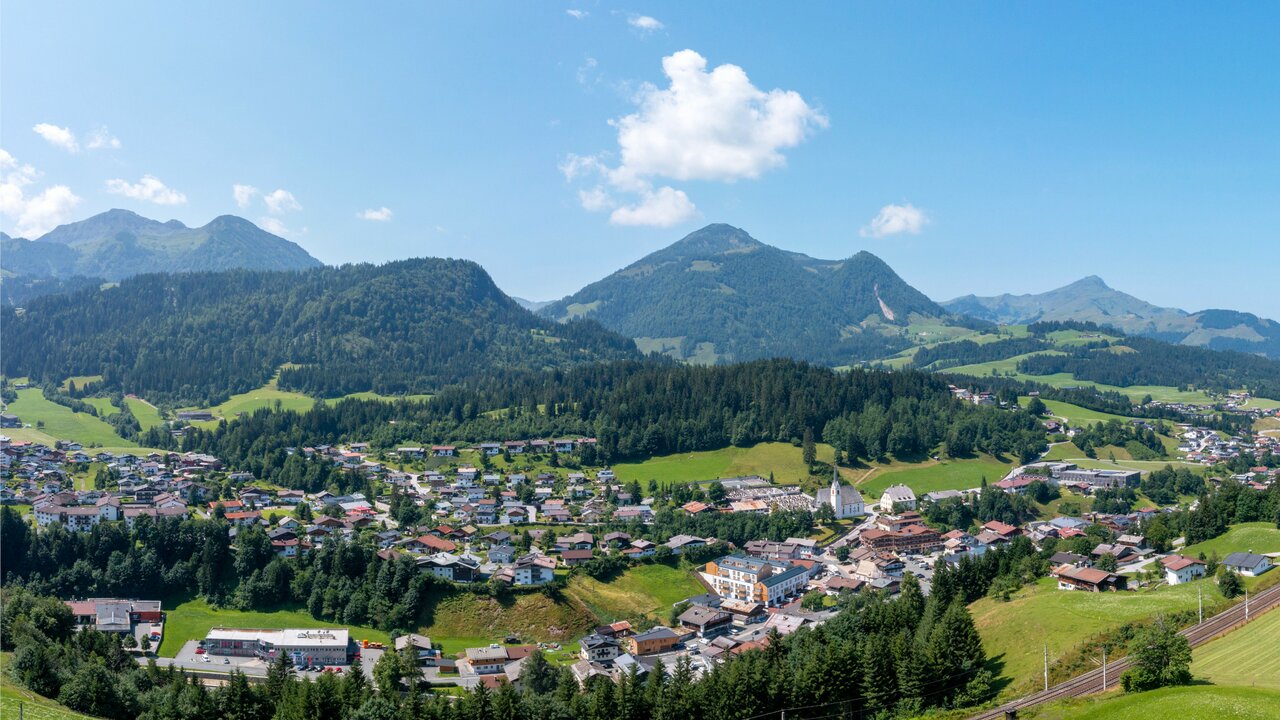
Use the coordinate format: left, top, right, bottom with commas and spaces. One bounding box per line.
204, 627, 350, 665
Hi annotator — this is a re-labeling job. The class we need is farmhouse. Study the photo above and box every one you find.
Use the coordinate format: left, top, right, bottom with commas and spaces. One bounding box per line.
1222, 552, 1273, 577
1161, 555, 1206, 585
1052, 564, 1127, 592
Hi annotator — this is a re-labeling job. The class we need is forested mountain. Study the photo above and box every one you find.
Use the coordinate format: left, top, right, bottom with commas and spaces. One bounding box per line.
910, 321, 1280, 400
1, 259, 640, 405
944, 276, 1280, 358
0, 209, 322, 303
539, 224, 975, 365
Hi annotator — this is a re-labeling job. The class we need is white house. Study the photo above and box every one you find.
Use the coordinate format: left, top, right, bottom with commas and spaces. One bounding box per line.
1222, 552, 1273, 577
880, 484, 917, 511
1162, 555, 1206, 585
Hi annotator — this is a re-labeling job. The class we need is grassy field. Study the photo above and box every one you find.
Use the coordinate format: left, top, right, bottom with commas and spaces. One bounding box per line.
59, 375, 103, 392
855, 454, 1014, 499
1032, 398, 1137, 426
158, 597, 390, 657
1193, 605, 1280, 690
1181, 522, 1280, 558
949, 356, 1216, 404
420, 590, 597, 654
972, 577, 1229, 692
3, 389, 135, 447
83, 397, 118, 417
613, 441, 841, 486
0, 666, 98, 720
1025, 685, 1280, 720
124, 396, 165, 430
565, 564, 706, 624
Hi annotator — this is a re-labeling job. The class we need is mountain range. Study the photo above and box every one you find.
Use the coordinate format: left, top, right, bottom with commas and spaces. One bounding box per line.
538, 223, 976, 365
944, 277, 1280, 358
1, 209, 322, 304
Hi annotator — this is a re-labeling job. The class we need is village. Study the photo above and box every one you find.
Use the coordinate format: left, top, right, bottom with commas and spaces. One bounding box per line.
3, 419, 1277, 693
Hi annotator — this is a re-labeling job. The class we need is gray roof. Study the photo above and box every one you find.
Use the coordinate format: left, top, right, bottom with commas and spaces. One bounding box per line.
1223, 552, 1269, 568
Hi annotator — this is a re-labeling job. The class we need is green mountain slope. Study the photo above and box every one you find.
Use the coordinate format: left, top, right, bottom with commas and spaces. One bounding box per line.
944, 276, 1280, 358
1, 259, 641, 405
540, 223, 966, 365
1, 209, 323, 284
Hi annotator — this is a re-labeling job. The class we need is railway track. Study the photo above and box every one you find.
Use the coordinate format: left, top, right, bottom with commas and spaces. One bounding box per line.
968, 581, 1280, 719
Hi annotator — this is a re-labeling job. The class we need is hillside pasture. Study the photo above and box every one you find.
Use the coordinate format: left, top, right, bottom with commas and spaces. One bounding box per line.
855, 454, 1013, 499
1026, 685, 1280, 720
1193, 604, 1280, 690
565, 564, 706, 624
613, 441, 840, 487
3, 388, 135, 447
1181, 522, 1280, 558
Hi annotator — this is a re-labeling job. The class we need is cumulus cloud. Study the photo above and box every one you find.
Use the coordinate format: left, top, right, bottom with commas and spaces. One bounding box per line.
33, 123, 79, 153
233, 184, 259, 209
86, 127, 121, 150
562, 49, 824, 227
357, 206, 393, 222
860, 203, 929, 238
608, 186, 696, 227
0, 149, 81, 237
105, 175, 188, 205
628, 15, 663, 31
565, 9, 587, 19
263, 189, 301, 214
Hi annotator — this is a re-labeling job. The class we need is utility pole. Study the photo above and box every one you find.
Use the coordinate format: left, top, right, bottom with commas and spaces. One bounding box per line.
1102, 646, 1107, 691
1044, 644, 1049, 692
1245, 588, 1250, 620
1198, 584, 1203, 624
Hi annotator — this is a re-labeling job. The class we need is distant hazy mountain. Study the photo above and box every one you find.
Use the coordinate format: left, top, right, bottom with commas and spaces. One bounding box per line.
944, 276, 1280, 358
512, 296, 553, 313
1, 209, 322, 287
540, 223, 969, 365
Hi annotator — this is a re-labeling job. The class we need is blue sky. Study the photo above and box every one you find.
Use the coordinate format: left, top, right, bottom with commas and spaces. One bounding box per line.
3, 2, 1278, 316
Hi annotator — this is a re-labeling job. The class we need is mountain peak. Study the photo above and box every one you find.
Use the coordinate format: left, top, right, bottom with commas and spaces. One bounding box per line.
664, 223, 763, 256
1069, 275, 1111, 290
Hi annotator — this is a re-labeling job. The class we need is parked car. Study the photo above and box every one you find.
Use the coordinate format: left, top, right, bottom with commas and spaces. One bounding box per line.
195, 648, 206, 654
223, 658, 230, 664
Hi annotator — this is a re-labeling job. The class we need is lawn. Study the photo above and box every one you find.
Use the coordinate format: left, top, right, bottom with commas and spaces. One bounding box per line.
613, 441, 841, 487
158, 597, 390, 657
971, 577, 1228, 693
1193, 604, 1280, 690
855, 454, 1013, 499
124, 396, 165, 430
0, 666, 98, 720
1182, 522, 1280, 559
3, 389, 134, 447
1031, 399, 1137, 426
1025, 685, 1280, 720
565, 564, 706, 624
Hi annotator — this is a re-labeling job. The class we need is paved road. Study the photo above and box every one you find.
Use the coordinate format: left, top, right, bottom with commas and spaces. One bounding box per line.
967, 581, 1280, 720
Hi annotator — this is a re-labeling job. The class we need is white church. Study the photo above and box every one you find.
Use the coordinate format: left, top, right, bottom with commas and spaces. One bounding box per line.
816, 466, 865, 519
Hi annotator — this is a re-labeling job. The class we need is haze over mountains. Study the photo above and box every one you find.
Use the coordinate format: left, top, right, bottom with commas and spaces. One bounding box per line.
0, 209, 322, 303
538, 224, 974, 365
945, 276, 1280, 359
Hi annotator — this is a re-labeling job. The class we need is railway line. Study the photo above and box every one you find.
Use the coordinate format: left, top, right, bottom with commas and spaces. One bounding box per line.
968, 581, 1280, 719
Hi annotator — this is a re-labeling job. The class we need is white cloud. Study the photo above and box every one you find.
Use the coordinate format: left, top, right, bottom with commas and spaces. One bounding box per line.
105, 175, 188, 205
86, 127, 121, 150
357, 206, 393, 222
565, 9, 587, 19
0, 149, 81, 237
609, 186, 696, 227
628, 15, 663, 31
33, 123, 79, 153
563, 49, 824, 227
578, 187, 615, 212
263, 188, 301, 214
560, 153, 608, 181
257, 216, 290, 236
233, 184, 259, 209
860, 203, 929, 238
576, 56, 599, 86
613, 50, 827, 183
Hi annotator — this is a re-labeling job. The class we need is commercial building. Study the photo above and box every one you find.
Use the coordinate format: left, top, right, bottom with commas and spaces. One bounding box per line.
704, 554, 809, 607
203, 627, 350, 666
